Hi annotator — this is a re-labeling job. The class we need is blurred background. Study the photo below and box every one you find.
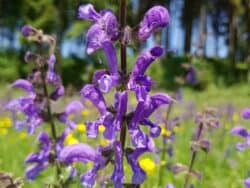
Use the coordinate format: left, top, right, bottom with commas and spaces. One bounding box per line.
1, 0, 250, 91
1, 1, 250, 187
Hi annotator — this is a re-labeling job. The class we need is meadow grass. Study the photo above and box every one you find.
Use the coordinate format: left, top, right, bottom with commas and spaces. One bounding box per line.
0, 84, 249, 187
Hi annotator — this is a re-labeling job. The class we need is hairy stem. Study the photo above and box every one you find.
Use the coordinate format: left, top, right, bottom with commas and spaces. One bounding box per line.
119, 0, 127, 151
40, 63, 61, 183
120, 0, 127, 77
183, 122, 204, 188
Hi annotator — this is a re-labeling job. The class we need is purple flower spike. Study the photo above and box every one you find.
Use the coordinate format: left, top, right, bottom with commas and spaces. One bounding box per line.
245, 177, 250, 188
21, 25, 36, 37
113, 91, 128, 131
80, 84, 107, 115
25, 131, 51, 180
78, 4, 101, 21
111, 141, 124, 188
59, 143, 103, 164
138, 6, 170, 41
242, 108, 250, 119
11, 79, 34, 95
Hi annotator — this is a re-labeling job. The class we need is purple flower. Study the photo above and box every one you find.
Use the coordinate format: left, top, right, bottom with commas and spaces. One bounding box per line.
59, 143, 103, 164
128, 46, 164, 92
231, 126, 250, 151
126, 139, 155, 185
50, 85, 64, 100
78, 4, 119, 40
245, 178, 250, 188
21, 25, 36, 37
59, 144, 106, 187
11, 79, 34, 95
80, 84, 107, 115
242, 108, 250, 119
111, 141, 124, 188
57, 101, 84, 153
46, 54, 57, 83
25, 131, 51, 180
80, 164, 102, 188
138, 6, 170, 41
6, 94, 42, 134
128, 93, 172, 148
166, 184, 174, 188
78, 4, 101, 21
80, 4, 119, 54
186, 67, 198, 85
113, 91, 128, 131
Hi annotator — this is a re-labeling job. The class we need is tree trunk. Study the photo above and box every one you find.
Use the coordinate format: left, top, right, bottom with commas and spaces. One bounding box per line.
228, 6, 237, 79
196, 3, 207, 57
184, 21, 192, 53
164, 0, 171, 49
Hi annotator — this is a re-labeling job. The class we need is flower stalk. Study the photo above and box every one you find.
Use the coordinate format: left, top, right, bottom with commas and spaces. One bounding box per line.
183, 122, 204, 188
39, 60, 62, 181
119, 0, 127, 153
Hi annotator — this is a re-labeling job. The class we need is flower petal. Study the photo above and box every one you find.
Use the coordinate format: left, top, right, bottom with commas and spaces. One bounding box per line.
78, 4, 101, 21
138, 6, 170, 41
80, 84, 107, 115
59, 143, 103, 164
242, 108, 250, 119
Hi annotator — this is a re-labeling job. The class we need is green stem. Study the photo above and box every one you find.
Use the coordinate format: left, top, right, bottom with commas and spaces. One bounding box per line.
40, 63, 62, 185
182, 123, 204, 188
119, 0, 127, 152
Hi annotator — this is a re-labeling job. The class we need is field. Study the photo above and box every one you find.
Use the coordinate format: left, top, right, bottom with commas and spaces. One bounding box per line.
0, 84, 249, 188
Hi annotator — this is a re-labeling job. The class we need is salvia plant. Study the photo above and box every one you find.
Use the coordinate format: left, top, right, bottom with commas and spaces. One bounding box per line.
5, 1, 176, 187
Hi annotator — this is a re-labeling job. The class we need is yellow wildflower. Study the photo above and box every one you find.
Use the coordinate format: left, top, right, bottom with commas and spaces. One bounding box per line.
0, 128, 8, 136
98, 125, 106, 133
77, 123, 86, 133
233, 113, 239, 122
64, 134, 79, 145
161, 127, 171, 137
100, 139, 110, 146
0, 117, 12, 128
19, 132, 27, 139
81, 109, 90, 116
139, 158, 156, 175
